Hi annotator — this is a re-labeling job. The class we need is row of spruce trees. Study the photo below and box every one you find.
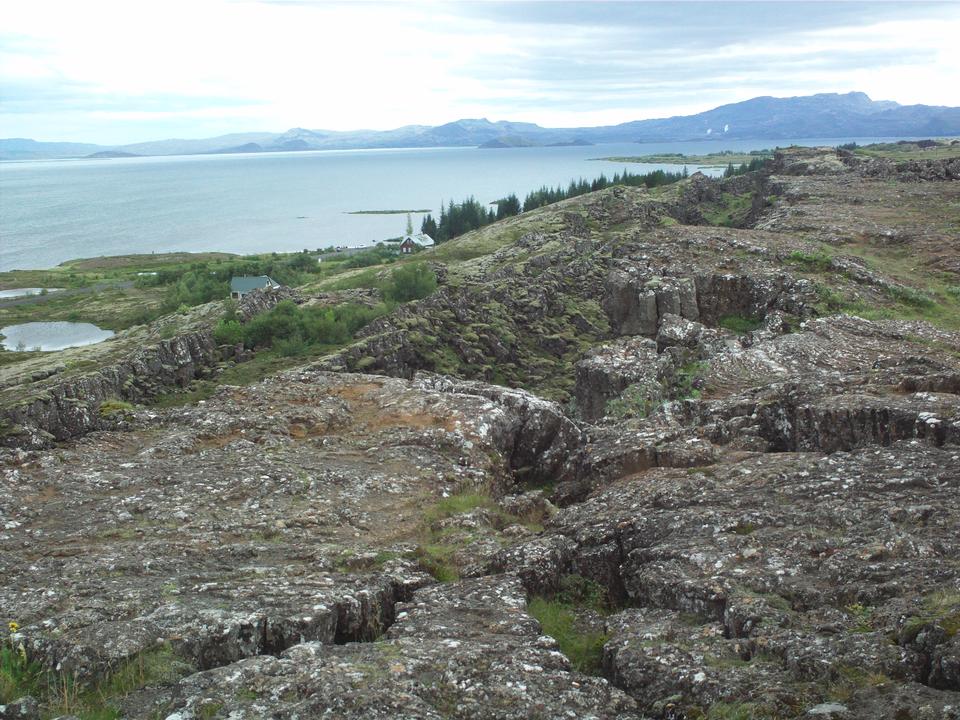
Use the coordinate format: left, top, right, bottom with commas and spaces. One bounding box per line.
419, 167, 690, 243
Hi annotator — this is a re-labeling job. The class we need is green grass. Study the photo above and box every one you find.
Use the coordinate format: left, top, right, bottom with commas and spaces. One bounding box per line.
845, 603, 875, 633
604, 382, 656, 420
676, 361, 708, 399
527, 575, 610, 674
527, 598, 608, 674
704, 701, 778, 720
851, 140, 960, 161
97, 399, 134, 417
702, 192, 754, 228
1, 638, 193, 719
197, 701, 224, 719
785, 249, 833, 272
412, 489, 549, 582
803, 245, 960, 331
423, 493, 496, 526
718, 314, 764, 334
827, 664, 891, 703
1, 639, 43, 703
412, 544, 460, 583
902, 590, 960, 641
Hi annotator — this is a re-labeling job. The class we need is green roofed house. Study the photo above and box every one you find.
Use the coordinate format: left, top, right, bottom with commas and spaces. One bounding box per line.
230, 275, 279, 300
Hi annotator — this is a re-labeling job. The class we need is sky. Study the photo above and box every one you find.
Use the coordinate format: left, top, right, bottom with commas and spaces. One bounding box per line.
2, 0, 959, 144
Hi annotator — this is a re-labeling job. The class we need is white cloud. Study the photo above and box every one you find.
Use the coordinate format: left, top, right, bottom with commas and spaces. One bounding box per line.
1, 0, 958, 142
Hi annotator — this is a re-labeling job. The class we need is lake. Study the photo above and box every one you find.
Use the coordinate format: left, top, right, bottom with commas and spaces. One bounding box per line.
0, 137, 895, 272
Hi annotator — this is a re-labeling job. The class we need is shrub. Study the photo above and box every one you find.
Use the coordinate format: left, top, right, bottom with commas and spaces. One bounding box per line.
886, 285, 936, 309
239, 300, 388, 351
385, 263, 437, 302
213, 319, 244, 346
273, 334, 311, 357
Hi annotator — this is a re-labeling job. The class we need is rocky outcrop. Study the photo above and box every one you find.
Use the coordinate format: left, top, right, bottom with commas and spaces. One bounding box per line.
492, 441, 960, 718
2, 147, 959, 719
574, 336, 672, 421
413, 373, 583, 486
121, 575, 638, 719
0, 288, 293, 448
601, 264, 815, 338
1, 330, 218, 447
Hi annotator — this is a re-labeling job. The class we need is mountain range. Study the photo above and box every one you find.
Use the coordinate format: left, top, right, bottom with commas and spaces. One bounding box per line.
3, 92, 959, 161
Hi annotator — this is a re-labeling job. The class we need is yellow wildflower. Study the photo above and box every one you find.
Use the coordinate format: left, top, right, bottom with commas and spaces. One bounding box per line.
7, 620, 18, 633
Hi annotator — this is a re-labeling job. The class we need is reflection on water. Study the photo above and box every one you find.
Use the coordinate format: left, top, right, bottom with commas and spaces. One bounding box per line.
0, 321, 114, 351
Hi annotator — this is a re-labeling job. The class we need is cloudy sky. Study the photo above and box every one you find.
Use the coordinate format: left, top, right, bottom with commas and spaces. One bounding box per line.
2, 0, 959, 144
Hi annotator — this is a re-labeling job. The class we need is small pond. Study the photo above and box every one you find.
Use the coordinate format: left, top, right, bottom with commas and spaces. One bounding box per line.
0, 322, 114, 351
0, 288, 64, 299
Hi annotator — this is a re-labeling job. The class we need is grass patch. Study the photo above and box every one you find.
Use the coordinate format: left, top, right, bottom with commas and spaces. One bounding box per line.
605, 382, 657, 420
676, 360, 708, 399
412, 544, 460, 583
786, 249, 833, 272
902, 590, 960, 641
593, 150, 773, 166
97, 399, 134, 417
704, 701, 778, 720
845, 603, 875, 633
413, 489, 549, 582
827, 664, 891, 702
718, 314, 763, 334
1, 636, 193, 719
702, 191, 753, 228
527, 575, 610, 675
885, 284, 936, 309
423, 493, 495, 526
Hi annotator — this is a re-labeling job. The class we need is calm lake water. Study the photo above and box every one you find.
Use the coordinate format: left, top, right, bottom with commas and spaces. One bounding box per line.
0, 287, 63, 298
0, 321, 114, 351
0, 137, 895, 272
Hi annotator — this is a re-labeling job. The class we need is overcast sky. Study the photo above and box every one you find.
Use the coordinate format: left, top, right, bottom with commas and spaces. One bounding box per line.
2, 0, 959, 144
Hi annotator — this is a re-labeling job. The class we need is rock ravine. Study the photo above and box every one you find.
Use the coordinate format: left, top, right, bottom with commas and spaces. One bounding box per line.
2, 145, 959, 719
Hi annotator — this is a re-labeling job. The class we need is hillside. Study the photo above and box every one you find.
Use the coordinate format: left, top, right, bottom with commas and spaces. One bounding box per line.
5, 92, 959, 160
1, 143, 959, 719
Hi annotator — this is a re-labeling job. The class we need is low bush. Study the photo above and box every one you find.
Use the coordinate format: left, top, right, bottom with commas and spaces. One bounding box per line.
385, 263, 437, 302
240, 300, 388, 351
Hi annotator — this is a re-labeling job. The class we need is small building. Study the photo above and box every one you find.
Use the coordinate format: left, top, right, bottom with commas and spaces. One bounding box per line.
399, 233, 435, 254
230, 275, 279, 300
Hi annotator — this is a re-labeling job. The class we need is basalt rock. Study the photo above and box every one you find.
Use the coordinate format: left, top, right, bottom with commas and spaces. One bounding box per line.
120, 575, 638, 719
574, 336, 669, 422
2, 146, 959, 719
1, 288, 294, 449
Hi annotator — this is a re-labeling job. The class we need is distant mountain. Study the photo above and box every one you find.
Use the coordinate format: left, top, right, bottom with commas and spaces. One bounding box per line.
118, 132, 279, 157
596, 92, 960, 143
4, 92, 959, 160
0, 138, 107, 161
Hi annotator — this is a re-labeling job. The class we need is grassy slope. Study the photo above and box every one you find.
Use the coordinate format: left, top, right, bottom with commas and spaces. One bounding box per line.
3, 139, 958, 405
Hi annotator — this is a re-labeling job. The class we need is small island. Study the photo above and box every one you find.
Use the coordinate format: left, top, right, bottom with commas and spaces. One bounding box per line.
85, 150, 141, 159
347, 209, 432, 215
